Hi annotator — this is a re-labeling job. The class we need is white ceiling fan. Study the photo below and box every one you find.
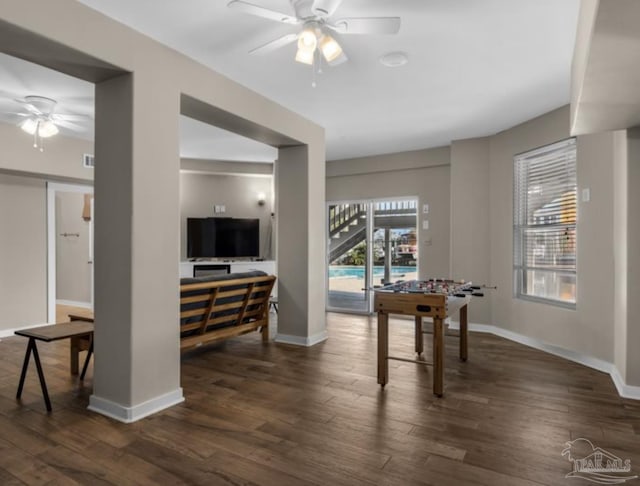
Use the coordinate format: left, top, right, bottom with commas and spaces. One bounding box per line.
6, 95, 89, 151
228, 0, 401, 68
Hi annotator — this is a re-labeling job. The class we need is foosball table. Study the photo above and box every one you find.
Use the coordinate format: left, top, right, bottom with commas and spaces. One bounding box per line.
374, 279, 486, 397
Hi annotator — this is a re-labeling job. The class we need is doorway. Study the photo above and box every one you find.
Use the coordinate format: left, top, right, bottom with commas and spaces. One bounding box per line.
326, 198, 418, 314
47, 182, 94, 322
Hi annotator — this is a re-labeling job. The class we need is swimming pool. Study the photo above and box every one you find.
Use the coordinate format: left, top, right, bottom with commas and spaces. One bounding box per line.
329, 265, 417, 279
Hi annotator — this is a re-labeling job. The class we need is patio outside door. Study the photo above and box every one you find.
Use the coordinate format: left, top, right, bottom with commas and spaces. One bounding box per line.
327, 198, 418, 314
327, 202, 370, 313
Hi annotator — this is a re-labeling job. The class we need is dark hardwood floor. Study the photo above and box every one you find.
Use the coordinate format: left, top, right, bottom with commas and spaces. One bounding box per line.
0, 312, 638, 485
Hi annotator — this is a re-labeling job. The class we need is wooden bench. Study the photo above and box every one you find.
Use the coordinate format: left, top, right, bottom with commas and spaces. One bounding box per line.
68, 271, 276, 366
178, 271, 276, 350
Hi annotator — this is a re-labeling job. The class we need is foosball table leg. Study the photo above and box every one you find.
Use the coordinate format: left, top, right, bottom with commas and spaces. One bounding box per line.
377, 312, 389, 387
459, 304, 468, 362
433, 317, 444, 397
414, 316, 423, 356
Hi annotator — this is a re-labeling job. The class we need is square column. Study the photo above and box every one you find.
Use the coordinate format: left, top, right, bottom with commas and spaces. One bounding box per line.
275, 145, 327, 346
91, 72, 183, 422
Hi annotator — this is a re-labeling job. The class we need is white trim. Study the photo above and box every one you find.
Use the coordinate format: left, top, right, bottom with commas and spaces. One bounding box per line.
46, 184, 55, 323
46, 182, 94, 322
56, 299, 92, 309
88, 388, 184, 423
449, 320, 640, 400
274, 330, 328, 347
610, 367, 640, 400
0, 321, 51, 339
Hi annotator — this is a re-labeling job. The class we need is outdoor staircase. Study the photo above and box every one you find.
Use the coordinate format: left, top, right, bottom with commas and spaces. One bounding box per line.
329, 204, 367, 263
328, 201, 417, 263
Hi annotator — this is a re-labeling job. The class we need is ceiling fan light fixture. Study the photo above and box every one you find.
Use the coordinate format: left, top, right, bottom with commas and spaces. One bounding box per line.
328, 50, 348, 66
319, 34, 342, 63
38, 120, 59, 138
297, 27, 317, 51
20, 118, 38, 135
295, 46, 315, 65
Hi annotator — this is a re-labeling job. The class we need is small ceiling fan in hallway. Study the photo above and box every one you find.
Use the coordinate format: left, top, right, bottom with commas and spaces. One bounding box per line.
3, 94, 89, 151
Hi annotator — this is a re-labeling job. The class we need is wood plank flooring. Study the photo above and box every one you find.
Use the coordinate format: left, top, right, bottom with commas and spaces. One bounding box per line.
0, 312, 638, 485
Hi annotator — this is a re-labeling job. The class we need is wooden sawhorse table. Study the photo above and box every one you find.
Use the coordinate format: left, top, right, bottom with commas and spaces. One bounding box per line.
16, 321, 94, 412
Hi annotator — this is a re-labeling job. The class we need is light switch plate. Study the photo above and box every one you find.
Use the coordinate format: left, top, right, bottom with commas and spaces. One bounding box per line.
582, 188, 590, 202
422, 220, 429, 230
423, 204, 429, 214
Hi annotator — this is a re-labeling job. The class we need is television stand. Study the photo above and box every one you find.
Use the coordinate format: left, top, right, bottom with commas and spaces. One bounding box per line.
179, 260, 276, 280
193, 264, 230, 278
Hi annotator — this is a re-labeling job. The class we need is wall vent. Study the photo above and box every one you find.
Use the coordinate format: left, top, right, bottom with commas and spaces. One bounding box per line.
83, 154, 95, 168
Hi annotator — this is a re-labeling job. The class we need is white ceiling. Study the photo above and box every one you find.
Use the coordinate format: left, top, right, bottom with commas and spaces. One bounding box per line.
0, 0, 580, 162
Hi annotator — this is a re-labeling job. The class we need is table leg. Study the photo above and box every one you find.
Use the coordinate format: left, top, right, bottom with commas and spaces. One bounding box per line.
16, 338, 34, 400
31, 341, 52, 412
80, 339, 93, 381
17, 338, 52, 412
460, 303, 468, 362
70, 336, 80, 375
433, 317, 444, 397
377, 312, 389, 387
414, 316, 423, 356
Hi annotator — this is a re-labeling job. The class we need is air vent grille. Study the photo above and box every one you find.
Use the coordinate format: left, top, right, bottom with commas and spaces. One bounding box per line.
83, 154, 95, 168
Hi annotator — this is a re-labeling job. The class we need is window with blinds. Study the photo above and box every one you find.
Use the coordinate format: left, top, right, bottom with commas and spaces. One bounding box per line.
513, 138, 577, 307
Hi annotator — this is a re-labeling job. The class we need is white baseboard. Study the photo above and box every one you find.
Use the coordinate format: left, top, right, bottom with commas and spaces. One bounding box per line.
0, 321, 51, 339
610, 366, 640, 400
449, 320, 640, 401
57, 299, 92, 309
88, 388, 184, 423
274, 330, 328, 347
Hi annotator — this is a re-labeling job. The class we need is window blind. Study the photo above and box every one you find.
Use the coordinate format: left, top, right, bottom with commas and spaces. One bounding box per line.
513, 138, 577, 305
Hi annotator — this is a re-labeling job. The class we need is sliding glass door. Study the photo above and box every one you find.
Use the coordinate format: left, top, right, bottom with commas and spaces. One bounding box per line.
327, 198, 418, 314
327, 202, 370, 313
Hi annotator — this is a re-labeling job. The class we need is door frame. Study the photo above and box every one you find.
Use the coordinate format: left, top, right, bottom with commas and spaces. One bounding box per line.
46, 181, 94, 322
326, 196, 419, 315
326, 198, 372, 315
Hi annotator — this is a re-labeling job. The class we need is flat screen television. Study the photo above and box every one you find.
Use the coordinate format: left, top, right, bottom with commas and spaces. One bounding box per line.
187, 217, 260, 259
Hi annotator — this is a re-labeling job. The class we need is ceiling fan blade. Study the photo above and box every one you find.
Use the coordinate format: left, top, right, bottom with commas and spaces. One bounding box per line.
15, 101, 44, 116
312, 0, 344, 18
53, 119, 87, 132
52, 113, 92, 122
249, 33, 298, 55
329, 17, 401, 35
227, 1, 300, 24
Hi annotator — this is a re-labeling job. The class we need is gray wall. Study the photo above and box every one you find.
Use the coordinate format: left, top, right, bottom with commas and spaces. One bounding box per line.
623, 127, 640, 385
0, 173, 48, 330
0, 121, 93, 333
327, 147, 451, 278
328, 107, 620, 370
488, 106, 616, 362
450, 137, 491, 324
179, 172, 274, 260
0, 117, 276, 332
56, 191, 92, 304
0, 121, 94, 181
